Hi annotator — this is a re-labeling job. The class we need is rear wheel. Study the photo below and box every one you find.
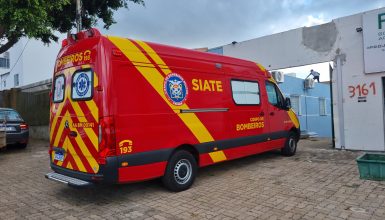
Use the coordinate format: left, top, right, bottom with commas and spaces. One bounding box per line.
162, 150, 197, 192
281, 132, 297, 156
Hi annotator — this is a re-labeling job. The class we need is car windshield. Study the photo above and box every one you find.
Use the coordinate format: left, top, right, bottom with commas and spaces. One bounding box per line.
0, 110, 23, 122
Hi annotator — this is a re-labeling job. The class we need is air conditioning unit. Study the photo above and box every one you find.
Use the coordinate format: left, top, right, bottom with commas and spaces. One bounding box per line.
304, 78, 315, 89
271, 71, 284, 83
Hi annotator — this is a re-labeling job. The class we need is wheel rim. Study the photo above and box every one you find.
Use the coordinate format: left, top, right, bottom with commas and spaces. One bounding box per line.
289, 137, 296, 152
173, 159, 192, 185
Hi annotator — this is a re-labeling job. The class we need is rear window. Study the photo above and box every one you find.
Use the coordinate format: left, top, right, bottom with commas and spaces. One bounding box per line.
53, 75, 65, 103
0, 110, 23, 122
71, 69, 93, 101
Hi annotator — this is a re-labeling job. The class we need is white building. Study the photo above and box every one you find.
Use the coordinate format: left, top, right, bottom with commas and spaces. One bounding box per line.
0, 38, 61, 90
211, 7, 385, 151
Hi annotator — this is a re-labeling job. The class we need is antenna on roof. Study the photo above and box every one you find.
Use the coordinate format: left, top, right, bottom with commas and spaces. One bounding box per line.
76, 0, 82, 32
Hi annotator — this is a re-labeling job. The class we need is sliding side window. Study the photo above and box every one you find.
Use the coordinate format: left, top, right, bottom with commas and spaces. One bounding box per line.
231, 80, 260, 105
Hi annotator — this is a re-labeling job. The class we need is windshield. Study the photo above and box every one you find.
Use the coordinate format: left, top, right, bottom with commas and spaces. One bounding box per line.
0, 110, 23, 122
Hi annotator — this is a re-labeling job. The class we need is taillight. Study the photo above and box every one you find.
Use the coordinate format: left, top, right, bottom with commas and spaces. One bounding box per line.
20, 123, 28, 130
98, 116, 116, 164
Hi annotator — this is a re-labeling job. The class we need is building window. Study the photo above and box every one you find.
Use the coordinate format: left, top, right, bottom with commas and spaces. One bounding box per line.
231, 80, 260, 105
14, 74, 19, 87
290, 95, 301, 115
3, 80, 6, 88
319, 97, 327, 116
0, 52, 10, 69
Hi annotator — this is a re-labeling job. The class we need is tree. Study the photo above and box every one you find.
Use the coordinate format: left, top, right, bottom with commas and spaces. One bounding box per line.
0, 0, 144, 54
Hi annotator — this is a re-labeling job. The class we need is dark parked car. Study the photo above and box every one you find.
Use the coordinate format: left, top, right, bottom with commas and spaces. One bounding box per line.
0, 108, 29, 148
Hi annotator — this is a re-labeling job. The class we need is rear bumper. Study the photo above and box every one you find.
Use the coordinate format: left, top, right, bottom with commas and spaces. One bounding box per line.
49, 156, 118, 185
6, 130, 29, 144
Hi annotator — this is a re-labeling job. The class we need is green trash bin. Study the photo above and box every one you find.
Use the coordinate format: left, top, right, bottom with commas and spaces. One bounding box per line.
356, 153, 385, 181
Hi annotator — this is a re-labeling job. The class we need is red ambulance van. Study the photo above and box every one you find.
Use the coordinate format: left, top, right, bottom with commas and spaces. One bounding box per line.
46, 28, 300, 191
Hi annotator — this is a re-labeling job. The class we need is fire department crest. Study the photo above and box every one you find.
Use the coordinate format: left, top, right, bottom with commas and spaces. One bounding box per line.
163, 73, 188, 106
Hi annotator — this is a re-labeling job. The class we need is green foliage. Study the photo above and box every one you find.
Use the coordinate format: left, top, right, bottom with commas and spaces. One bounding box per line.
0, 0, 144, 54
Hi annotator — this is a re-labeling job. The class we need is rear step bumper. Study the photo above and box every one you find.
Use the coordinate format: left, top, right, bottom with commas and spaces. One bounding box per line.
45, 172, 93, 187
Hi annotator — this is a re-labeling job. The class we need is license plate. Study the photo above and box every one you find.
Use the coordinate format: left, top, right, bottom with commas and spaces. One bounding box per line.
0, 127, 14, 131
54, 152, 64, 162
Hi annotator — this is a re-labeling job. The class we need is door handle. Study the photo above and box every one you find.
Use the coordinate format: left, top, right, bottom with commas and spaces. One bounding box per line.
259, 112, 265, 116
69, 131, 78, 137
270, 112, 275, 116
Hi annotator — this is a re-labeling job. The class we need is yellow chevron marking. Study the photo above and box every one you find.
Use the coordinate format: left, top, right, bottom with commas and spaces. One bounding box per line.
108, 37, 214, 143
85, 100, 98, 123
67, 162, 73, 170
208, 150, 227, 163
53, 112, 68, 147
65, 111, 99, 172
50, 68, 74, 141
71, 101, 98, 150
66, 137, 87, 172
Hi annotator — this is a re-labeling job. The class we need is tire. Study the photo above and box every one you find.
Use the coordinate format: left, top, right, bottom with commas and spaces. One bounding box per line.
162, 150, 197, 192
281, 132, 297, 156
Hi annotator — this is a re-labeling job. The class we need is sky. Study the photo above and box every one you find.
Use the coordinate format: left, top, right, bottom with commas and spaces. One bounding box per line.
99, 0, 385, 49
93, 0, 385, 82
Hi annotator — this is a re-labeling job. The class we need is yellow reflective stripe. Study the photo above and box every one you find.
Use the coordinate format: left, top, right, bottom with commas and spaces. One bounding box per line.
50, 68, 74, 141
66, 114, 99, 172
66, 137, 87, 172
209, 150, 227, 163
85, 100, 98, 123
66, 162, 73, 170
108, 37, 214, 143
134, 40, 172, 75
53, 112, 68, 147
93, 72, 99, 88
71, 101, 98, 150
256, 63, 266, 72
288, 109, 300, 129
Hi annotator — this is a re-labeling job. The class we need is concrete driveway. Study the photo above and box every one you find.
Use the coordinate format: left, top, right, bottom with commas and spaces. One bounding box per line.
0, 139, 384, 219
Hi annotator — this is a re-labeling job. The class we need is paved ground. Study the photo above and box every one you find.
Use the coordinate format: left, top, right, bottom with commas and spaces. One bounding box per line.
0, 139, 385, 220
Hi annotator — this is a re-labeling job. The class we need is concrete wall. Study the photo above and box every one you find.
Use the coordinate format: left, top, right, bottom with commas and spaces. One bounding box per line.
215, 7, 385, 151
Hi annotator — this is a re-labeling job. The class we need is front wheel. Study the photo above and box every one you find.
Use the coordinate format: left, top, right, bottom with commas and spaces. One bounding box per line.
162, 150, 197, 192
281, 132, 297, 156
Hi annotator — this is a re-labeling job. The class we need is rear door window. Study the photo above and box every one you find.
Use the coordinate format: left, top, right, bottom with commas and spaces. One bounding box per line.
71, 69, 93, 101
53, 75, 65, 103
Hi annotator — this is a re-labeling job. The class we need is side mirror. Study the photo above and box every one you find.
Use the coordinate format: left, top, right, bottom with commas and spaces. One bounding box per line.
284, 97, 291, 110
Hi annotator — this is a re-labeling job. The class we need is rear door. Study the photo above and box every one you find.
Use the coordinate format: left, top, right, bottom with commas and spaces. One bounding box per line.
50, 67, 100, 174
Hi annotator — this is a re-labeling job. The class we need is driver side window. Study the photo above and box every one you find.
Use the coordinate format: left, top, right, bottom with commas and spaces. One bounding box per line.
265, 81, 284, 108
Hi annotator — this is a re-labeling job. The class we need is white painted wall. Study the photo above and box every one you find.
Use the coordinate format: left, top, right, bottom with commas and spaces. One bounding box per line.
0, 34, 62, 91
221, 7, 385, 151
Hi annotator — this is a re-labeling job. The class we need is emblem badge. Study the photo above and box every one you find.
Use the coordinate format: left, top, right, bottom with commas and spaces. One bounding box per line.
163, 73, 188, 106
64, 120, 69, 129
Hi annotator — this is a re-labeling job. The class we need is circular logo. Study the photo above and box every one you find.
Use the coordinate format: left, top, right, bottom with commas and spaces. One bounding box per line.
75, 72, 90, 97
163, 73, 188, 106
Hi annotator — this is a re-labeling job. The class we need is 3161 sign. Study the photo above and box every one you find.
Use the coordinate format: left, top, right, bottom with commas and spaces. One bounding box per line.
348, 82, 376, 98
